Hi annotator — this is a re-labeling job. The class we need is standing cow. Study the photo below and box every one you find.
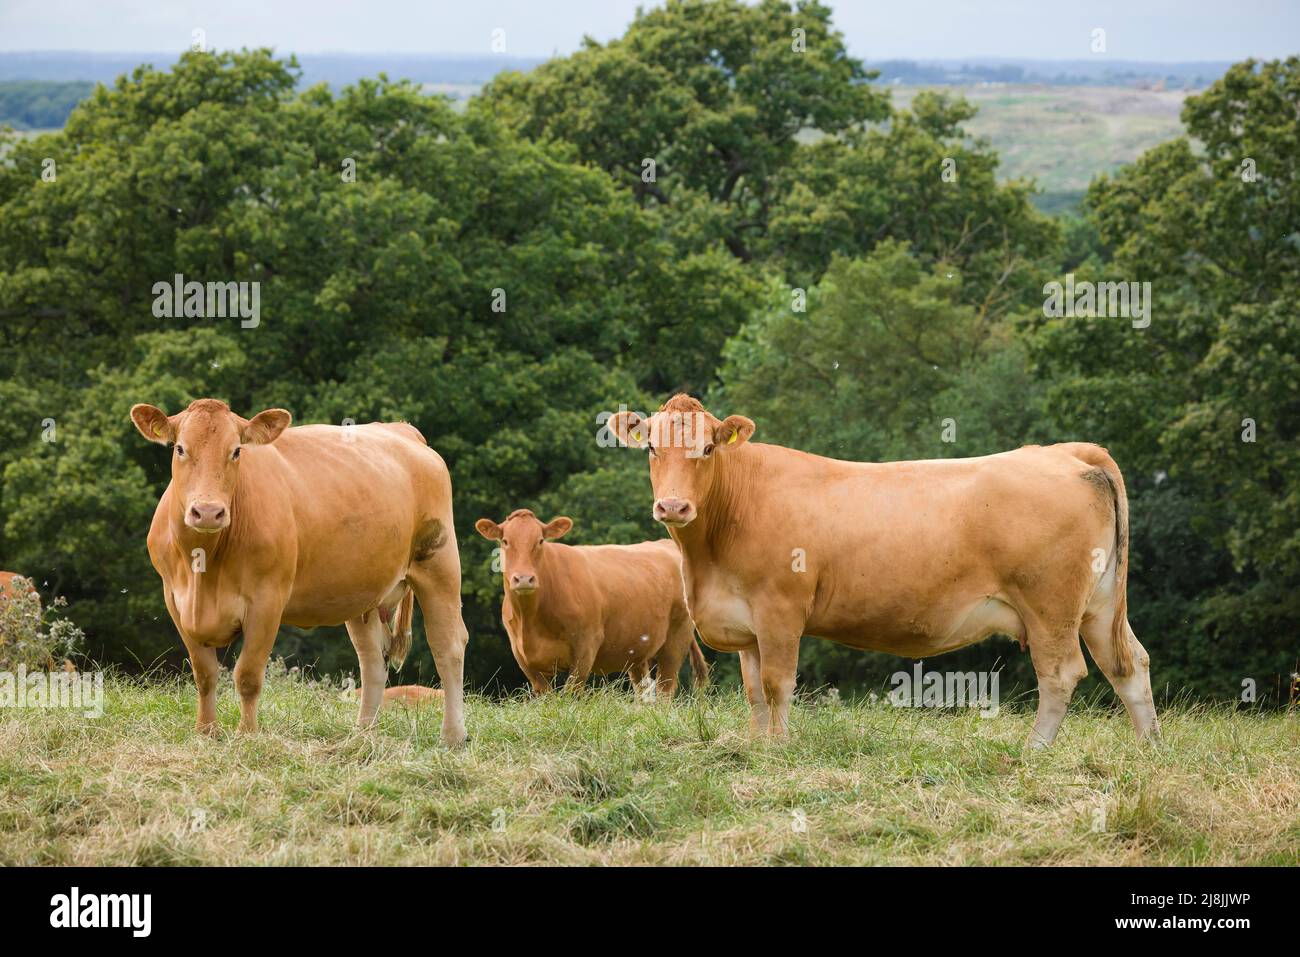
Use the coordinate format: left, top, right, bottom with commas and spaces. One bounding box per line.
130, 399, 468, 746
475, 509, 708, 697
610, 394, 1159, 746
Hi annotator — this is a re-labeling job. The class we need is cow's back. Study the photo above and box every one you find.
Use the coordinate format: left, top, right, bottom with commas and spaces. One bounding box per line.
268, 423, 451, 626
575, 538, 685, 636
269, 423, 446, 527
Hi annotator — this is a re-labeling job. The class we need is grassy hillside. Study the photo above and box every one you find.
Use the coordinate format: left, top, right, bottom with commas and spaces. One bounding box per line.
1, 669, 1295, 865
888, 84, 1188, 212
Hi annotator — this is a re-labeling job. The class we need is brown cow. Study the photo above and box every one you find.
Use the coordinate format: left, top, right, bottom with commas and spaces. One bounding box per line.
610, 395, 1158, 746
0, 572, 39, 606
131, 399, 469, 746
345, 685, 444, 708
474, 509, 708, 697
0, 572, 43, 659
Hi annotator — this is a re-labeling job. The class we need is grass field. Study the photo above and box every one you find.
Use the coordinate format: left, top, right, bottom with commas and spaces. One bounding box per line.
1, 668, 1295, 866
888, 84, 1188, 211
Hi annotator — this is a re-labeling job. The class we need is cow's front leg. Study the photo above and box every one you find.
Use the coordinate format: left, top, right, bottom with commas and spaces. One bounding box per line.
562, 641, 597, 694
753, 612, 802, 737
737, 646, 769, 736
181, 636, 220, 735
232, 609, 282, 734
508, 638, 552, 696
524, 669, 553, 696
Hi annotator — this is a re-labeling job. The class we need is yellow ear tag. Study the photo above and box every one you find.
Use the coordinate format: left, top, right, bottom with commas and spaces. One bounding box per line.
153, 424, 163, 437
727, 431, 737, 445
632, 430, 641, 442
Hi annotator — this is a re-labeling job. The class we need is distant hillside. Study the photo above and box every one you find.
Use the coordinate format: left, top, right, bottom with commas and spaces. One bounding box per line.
867, 57, 1229, 89
0, 80, 94, 129
888, 85, 1189, 213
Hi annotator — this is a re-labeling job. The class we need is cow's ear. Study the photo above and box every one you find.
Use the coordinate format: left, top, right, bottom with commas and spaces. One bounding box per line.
475, 518, 503, 541
714, 415, 755, 451
241, 408, 292, 445
609, 410, 649, 449
130, 404, 175, 445
542, 516, 573, 540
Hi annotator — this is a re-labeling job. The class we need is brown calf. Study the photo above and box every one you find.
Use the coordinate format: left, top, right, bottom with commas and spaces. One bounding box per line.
475, 510, 707, 697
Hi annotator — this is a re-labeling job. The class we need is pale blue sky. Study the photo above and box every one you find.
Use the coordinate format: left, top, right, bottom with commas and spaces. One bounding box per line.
1, 0, 1296, 60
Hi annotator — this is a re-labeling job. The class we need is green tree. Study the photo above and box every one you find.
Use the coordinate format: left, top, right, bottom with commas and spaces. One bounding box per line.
477, 0, 889, 261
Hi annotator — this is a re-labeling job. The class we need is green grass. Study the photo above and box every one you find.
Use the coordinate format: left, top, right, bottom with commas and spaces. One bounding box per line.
0, 668, 1295, 865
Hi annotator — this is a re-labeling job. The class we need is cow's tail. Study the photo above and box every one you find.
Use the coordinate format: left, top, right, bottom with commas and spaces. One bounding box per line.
385, 586, 415, 670
688, 636, 710, 690
1077, 445, 1134, 678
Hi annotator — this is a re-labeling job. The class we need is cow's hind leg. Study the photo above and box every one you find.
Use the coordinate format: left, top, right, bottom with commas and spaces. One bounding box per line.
629, 660, 653, 701
345, 612, 389, 728
1080, 616, 1159, 742
1023, 610, 1089, 749
407, 542, 469, 747
653, 634, 688, 701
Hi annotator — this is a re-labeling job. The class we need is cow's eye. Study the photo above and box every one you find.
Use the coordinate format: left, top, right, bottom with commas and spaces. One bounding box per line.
703, 443, 715, 456
231, 447, 241, 461
647, 443, 657, 458
175, 445, 185, 457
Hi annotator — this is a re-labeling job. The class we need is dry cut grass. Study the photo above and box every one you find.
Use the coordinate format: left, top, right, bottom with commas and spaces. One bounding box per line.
0, 668, 1296, 865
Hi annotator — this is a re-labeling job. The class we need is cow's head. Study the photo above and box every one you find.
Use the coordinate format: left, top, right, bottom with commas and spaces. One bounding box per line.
130, 398, 291, 533
475, 509, 572, 595
609, 394, 754, 528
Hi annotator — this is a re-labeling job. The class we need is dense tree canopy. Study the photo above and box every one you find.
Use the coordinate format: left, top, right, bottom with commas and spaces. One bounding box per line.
477, 0, 889, 262
0, 9, 1293, 702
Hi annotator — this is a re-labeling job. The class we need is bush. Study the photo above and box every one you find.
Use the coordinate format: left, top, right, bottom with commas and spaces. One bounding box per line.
0, 577, 84, 672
